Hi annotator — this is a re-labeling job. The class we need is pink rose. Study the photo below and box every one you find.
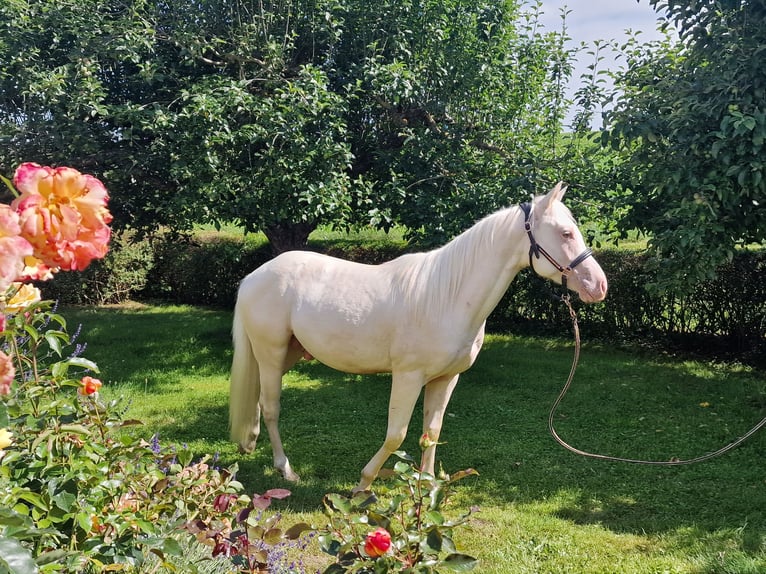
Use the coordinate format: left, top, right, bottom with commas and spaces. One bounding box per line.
0, 350, 15, 395
0, 205, 34, 291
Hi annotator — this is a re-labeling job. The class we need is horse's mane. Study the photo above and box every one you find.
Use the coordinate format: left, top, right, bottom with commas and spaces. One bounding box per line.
390, 205, 525, 321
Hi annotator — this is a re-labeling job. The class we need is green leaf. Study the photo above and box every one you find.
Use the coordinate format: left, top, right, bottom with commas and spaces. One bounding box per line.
52, 492, 76, 513
44, 332, 64, 357
318, 534, 341, 556
324, 493, 352, 515
263, 527, 283, 545
424, 510, 444, 526
284, 522, 313, 540
35, 549, 69, 566
392, 450, 415, 463
0, 174, 18, 198
59, 424, 90, 436
440, 553, 479, 572
17, 492, 48, 512
350, 490, 377, 509
62, 357, 100, 372
176, 448, 192, 467
162, 537, 183, 556
426, 528, 443, 552
0, 535, 39, 574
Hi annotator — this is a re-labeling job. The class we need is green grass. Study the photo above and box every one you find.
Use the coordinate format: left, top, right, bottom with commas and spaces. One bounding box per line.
66, 303, 766, 574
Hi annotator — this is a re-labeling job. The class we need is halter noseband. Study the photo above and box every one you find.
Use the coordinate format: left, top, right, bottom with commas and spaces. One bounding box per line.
520, 202, 593, 290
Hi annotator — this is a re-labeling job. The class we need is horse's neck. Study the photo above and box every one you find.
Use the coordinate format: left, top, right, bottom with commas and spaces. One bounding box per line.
417, 206, 527, 328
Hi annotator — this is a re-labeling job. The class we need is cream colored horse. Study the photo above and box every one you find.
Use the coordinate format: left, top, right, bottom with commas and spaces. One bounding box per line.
230, 183, 608, 492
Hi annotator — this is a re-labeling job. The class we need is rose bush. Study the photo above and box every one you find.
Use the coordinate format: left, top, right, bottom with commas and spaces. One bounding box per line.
0, 164, 268, 573
0, 163, 483, 573
319, 451, 479, 573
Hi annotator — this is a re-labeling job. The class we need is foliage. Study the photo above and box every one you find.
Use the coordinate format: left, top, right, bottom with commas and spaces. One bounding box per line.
141, 232, 272, 307
0, 0, 616, 252
333, 0, 576, 245
319, 451, 479, 573
0, 300, 259, 572
603, 0, 766, 291
171, 65, 361, 253
0, 163, 259, 573
41, 232, 155, 306
492, 248, 766, 363
184, 488, 314, 573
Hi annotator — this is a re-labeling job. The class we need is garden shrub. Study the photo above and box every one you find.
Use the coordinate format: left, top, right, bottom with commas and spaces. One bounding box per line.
39, 232, 154, 306
0, 164, 318, 574
490, 248, 765, 361
43, 225, 765, 361
318, 449, 479, 573
141, 233, 272, 308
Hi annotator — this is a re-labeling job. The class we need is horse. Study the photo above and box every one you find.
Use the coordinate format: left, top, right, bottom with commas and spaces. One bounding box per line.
229, 182, 608, 493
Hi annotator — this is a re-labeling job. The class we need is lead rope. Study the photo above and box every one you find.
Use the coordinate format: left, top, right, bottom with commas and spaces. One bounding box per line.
549, 294, 766, 466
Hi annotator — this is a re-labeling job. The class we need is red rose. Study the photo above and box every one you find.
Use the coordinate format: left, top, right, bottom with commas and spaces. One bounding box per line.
364, 527, 392, 558
79, 376, 102, 395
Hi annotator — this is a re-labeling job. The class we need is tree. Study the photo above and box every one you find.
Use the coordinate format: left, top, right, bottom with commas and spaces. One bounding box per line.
334, 0, 587, 245
0, 0, 603, 252
603, 0, 766, 291
0, 0, 362, 252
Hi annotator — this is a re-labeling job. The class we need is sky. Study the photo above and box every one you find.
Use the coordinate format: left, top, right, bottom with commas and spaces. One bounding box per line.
536, 0, 671, 125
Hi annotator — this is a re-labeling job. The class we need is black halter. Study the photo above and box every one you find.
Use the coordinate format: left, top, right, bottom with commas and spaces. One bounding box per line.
520, 202, 593, 290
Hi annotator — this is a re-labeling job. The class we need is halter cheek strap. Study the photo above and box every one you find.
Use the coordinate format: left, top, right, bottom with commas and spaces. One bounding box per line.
520, 202, 593, 290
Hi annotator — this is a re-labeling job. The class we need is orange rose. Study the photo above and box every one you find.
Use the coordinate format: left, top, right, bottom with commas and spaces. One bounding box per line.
0, 204, 34, 291
11, 163, 112, 276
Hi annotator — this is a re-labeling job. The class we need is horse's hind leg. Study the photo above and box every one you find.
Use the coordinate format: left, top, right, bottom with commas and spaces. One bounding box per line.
258, 349, 302, 482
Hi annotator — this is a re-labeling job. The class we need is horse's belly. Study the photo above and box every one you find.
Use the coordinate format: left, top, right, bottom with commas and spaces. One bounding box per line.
299, 334, 392, 374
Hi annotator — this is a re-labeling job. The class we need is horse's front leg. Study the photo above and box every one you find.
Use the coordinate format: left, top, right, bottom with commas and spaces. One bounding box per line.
353, 371, 425, 493
421, 374, 460, 476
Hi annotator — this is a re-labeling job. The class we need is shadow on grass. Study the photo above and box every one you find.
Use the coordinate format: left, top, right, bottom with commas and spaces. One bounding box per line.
135, 329, 766, 543
65, 305, 233, 390
66, 305, 766, 547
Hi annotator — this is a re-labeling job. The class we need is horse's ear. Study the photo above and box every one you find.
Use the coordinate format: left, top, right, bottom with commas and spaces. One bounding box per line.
542, 181, 567, 211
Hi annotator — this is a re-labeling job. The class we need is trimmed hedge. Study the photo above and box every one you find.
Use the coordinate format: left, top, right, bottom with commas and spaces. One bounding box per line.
42, 233, 765, 363
491, 249, 766, 363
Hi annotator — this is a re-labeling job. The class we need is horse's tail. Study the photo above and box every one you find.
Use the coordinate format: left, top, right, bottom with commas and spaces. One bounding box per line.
229, 299, 261, 452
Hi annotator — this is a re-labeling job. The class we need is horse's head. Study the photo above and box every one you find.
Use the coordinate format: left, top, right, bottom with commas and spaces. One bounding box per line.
523, 183, 608, 303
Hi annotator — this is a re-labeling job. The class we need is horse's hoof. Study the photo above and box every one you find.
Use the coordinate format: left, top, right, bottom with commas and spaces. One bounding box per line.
277, 462, 300, 482
351, 481, 372, 495
351, 487, 373, 496
281, 469, 300, 482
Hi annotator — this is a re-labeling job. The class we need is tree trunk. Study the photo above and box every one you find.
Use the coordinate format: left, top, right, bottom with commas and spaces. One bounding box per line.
264, 221, 316, 255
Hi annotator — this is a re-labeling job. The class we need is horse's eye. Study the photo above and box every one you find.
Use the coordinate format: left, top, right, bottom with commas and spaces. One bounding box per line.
562, 229, 573, 239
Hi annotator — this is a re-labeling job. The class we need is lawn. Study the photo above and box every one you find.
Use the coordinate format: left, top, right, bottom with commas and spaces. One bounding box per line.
66, 303, 766, 574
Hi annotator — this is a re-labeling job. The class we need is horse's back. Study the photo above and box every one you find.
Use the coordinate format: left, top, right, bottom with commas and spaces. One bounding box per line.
236, 251, 399, 366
